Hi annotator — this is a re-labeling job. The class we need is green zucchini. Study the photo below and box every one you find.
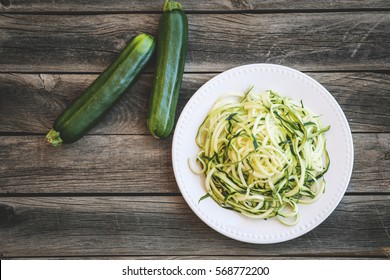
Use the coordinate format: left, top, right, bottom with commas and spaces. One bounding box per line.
46, 33, 156, 146
147, 0, 188, 138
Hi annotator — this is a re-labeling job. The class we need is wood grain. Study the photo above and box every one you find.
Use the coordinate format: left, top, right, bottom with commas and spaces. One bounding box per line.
1, 0, 390, 12
1, 12, 389, 72
1, 72, 389, 135
0, 195, 388, 258
0, 0, 389, 260
0, 134, 388, 194
0, 135, 176, 194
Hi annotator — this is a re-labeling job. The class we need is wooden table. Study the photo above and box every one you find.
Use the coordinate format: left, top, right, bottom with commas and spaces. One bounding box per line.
1, 1, 389, 259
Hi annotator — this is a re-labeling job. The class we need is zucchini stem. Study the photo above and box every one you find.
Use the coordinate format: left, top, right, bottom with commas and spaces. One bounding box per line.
163, 0, 182, 12
46, 128, 63, 147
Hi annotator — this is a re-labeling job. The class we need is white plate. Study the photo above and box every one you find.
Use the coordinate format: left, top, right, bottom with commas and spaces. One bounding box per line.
172, 64, 354, 244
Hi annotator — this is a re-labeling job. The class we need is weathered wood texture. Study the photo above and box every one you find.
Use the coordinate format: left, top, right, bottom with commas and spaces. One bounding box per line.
1, 72, 389, 135
0, 134, 388, 194
1, 13, 389, 72
1, 0, 390, 12
1, 0, 389, 260
0, 135, 175, 194
0, 196, 389, 258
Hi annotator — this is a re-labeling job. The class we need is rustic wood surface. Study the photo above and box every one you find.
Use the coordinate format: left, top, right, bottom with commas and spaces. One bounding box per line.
0, 0, 389, 259
0, 196, 389, 258
1, 73, 389, 134
0, 134, 388, 194
1, 12, 390, 73
1, 0, 390, 12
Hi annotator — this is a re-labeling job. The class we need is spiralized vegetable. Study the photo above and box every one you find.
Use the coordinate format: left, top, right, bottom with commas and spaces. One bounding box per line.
193, 87, 330, 225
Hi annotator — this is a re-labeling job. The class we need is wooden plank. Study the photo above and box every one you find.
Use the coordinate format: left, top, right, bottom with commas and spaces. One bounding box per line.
0, 72, 389, 135
352, 133, 390, 193
6, 256, 376, 260
1, 13, 390, 72
0, 135, 176, 194
0, 134, 388, 194
0, 73, 156, 135
1, 0, 390, 13
0, 195, 388, 258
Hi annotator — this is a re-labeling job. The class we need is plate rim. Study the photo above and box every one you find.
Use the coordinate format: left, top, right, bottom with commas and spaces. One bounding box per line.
172, 63, 354, 244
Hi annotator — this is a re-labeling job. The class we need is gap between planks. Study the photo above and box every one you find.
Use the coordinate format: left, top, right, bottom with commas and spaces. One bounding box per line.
1, 8, 390, 16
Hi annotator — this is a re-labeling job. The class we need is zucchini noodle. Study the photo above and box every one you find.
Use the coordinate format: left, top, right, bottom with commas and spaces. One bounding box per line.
193, 87, 330, 225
